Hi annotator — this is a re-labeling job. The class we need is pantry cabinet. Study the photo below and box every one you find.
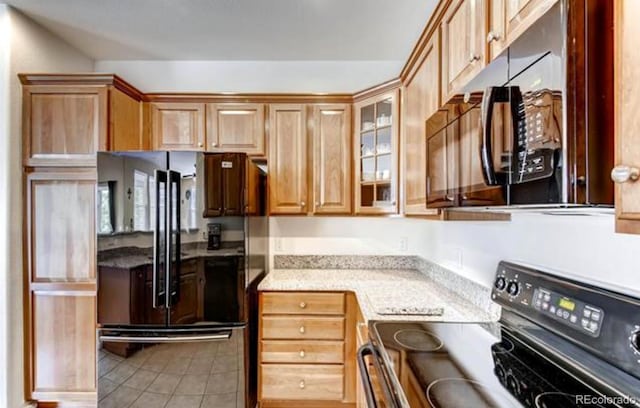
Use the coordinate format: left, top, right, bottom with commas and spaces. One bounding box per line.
613, 0, 640, 234
353, 90, 400, 214
151, 102, 206, 150
440, 0, 486, 103
403, 31, 441, 216
206, 103, 266, 155
311, 104, 352, 214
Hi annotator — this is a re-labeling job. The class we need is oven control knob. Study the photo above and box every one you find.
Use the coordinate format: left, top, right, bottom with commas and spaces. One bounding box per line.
507, 281, 520, 297
494, 277, 507, 291
631, 330, 640, 353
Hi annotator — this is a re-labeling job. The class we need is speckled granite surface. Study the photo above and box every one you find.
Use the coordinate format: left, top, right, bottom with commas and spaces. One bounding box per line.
259, 265, 501, 323
273, 255, 418, 270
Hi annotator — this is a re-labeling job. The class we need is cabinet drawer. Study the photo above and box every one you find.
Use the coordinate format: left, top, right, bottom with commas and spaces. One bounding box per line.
262, 316, 345, 340
260, 364, 344, 401
262, 292, 345, 315
261, 340, 344, 364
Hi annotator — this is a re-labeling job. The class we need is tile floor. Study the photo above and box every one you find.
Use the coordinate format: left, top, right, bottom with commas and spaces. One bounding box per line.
98, 332, 245, 408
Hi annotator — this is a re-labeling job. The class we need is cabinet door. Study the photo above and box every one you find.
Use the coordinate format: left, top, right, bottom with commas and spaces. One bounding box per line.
505, 0, 558, 44
207, 103, 265, 155
203, 154, 224, 217
488, 0, 508, 60
426, 109, 457, 208
109, 88, 145, 151
222, 153, 246, 216
23, 86, 107, 166
268, 104, 308, 214
441, 0, 486, 102
613, 0, 640, 234
170, 273, 198, 325
311, 104, 352, 214
151, 102, 205, 150
403, 31, 441, 216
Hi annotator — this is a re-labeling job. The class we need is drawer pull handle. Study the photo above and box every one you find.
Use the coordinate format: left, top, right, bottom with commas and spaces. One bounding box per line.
299, 326, 306, 334
299, 302, 307, 309
299, 380, 306, 389
299, 350, 305, 358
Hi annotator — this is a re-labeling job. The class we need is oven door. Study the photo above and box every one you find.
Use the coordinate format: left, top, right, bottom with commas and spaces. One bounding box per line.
357, 343, 401, 408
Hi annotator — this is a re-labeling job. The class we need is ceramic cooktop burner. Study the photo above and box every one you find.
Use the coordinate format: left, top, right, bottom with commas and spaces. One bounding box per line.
426, 378, 517, 408
393, 329, 443, 352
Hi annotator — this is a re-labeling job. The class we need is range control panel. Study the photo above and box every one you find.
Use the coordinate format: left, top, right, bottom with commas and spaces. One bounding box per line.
531, 288, 603, 337
492, 261, 640, 381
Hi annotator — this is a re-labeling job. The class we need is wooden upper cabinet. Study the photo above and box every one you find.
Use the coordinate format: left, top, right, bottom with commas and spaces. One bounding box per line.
426, 109, 457, 208
311, 104, 352, 214
22, 86, 107, 166
403, 31, 441, 216
152, 102, 205, 150
203, 154, 224, 217
488, 0, 558, 61
207, 103, 265, 155
109, 88, 145, 151
353, 90, 400, 214
614, 0, 640, 234
441, 0, 486, 102
268, 104, 308, 214
203, 153, 246, 217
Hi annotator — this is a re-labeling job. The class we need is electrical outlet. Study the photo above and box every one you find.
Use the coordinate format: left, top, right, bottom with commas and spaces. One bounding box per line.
399, 237, 408, 252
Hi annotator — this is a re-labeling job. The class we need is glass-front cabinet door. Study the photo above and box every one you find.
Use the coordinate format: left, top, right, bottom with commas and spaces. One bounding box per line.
354, 89, 400, 214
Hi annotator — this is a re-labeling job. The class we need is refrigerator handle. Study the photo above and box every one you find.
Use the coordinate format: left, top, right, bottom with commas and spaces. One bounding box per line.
166, 170, 181, 309
153, 170, 167, 309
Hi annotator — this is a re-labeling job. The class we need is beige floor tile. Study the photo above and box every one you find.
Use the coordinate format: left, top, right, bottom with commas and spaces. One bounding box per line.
236, 391, 245, 408
187, 357, 214, 375
98, 356, 121, 378
164, 357, 191, 375
104, 362, 137, 385
98, 385, 142, 408
174, 374, 208, 395
216, 342, 238, 356
146, 373, 182, 394
201, 393, 236, 408
123, 368, 159, 390
129, 391, 170, 408
205, 372, 238, 395
141, 357, 169, 373
211, 354, 238, 373
166, 394, 203, 408
97, 377, 118, 401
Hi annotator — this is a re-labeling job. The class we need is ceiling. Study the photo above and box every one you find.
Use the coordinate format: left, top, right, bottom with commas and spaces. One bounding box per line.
5, 0, 438, 61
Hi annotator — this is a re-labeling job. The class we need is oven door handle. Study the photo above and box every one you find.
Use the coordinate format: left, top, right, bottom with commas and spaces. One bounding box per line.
357, 344, 379, 408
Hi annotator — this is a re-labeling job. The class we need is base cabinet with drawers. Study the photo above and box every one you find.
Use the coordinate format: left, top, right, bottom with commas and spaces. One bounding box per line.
258, 291, 357, 407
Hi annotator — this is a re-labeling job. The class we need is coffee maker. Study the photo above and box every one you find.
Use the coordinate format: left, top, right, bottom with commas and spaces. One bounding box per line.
207, 223, 221, 250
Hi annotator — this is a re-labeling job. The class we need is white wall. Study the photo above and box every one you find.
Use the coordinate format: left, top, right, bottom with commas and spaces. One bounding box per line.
95, 60, 402, 93
1, 6, 94, 407
270, 213, 640, 298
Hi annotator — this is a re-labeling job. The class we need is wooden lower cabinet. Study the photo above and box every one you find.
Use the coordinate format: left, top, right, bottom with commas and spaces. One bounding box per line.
259, 291, 356, 407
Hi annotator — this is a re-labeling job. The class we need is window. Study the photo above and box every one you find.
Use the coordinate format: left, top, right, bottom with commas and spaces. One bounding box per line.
133, 170, 150, 231
97, 182, 114, 234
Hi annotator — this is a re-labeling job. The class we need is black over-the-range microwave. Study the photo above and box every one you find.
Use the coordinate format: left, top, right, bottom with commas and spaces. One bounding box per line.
425, 0, 614, 209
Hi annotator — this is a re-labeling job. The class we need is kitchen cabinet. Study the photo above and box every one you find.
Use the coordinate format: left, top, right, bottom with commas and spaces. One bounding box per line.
258, 291, 357, 407
311, 104, 352, 214
353, 90, 400, 214
426, 108, 457, 208
151, 102, 206, 150
403, 31, 441, 216
268, 104, 308, 214
203, 153, 246, 217
207, 103, 266, 155
440, 0, 486, 103
170, 259, 200, 325
613, 0, 640, 234
20, 75, 146, 166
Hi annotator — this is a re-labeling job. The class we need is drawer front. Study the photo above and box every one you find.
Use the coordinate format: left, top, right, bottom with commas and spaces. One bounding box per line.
262, 292, 345, 315
261, 340, 344, 364
262, 316, 345, 340
260, 364, 344, 401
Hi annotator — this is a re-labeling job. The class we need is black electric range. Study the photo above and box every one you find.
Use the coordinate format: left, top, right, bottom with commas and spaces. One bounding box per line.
359, 262, 640, 408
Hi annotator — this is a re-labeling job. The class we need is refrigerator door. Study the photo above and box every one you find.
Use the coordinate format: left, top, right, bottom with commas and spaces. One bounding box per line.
167, 170, 181, 309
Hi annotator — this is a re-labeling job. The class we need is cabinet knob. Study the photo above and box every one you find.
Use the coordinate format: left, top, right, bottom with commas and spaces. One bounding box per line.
299, 326, 306, 334
299, 350, 305, 358
300, 201, 306, 207
469, 53, 481, 63
611, 165, 640, 184
446, 195, 455, 202
299, 301, 307, 309
487, 31, 501, 43
299, 380, 306, 389
197, 142, 203, 148
212, 142, 218, 147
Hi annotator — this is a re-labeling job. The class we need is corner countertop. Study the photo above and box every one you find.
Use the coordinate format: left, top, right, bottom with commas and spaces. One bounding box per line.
258, 268, 500, 323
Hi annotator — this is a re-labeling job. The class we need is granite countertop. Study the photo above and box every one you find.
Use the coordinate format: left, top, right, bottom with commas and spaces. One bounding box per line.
98, 243, 245, 269
259, 268, 500, 323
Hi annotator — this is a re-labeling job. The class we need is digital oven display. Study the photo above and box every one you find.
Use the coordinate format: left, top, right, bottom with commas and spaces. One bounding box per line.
558, 298, 576, 311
